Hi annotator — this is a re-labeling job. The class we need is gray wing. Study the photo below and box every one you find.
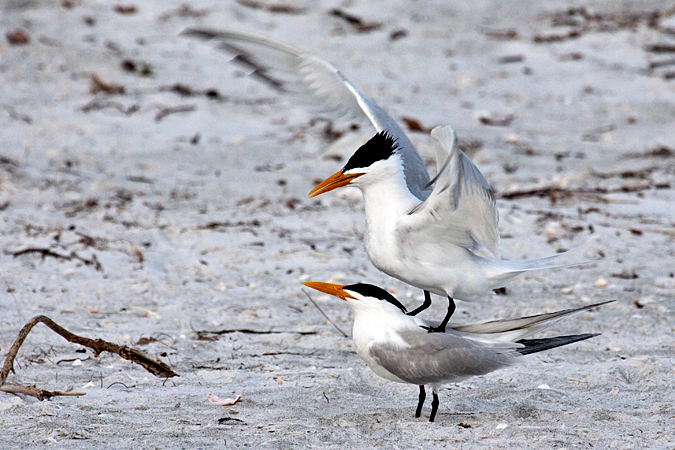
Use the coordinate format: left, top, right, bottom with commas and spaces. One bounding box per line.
181, 28, 430, 199
367, 331, 515, 386
452, 300, 615, 343
398, 126, 499, 256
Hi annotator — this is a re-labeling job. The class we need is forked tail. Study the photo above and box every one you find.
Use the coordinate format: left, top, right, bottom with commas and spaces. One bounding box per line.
516, 333, 599, 355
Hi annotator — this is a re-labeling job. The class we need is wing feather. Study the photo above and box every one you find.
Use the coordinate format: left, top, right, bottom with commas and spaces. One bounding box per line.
368, 331, 515, 385
181, 28, 430, 199
399, 126, 499, 256
452, 300, 614, 342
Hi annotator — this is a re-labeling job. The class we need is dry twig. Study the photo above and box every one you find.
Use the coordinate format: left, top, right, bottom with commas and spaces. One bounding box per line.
499, 183, 671, 204
236, 0, 306, 14
155, 105, 197, 122
12, 247, 103, 272
195, 328, 318, 341
1, 315, 178, 401
329, 8, 382, 33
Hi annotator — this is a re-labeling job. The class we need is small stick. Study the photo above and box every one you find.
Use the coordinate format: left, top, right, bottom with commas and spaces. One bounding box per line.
1, 315, 178, 401
155, 104, 196, 122
0, 384, 85, 400
303, 290, 349, 338
12, 248, 103, 272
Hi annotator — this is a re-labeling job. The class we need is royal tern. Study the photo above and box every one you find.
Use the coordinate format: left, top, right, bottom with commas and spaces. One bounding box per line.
304, 281, 609, 422
181, 29, 589, 330
308, 126, 591, 331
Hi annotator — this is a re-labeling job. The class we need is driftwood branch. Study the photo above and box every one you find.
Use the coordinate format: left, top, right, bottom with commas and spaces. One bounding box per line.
1, 315, 178, 401
12, 247, 103, 272
194, 328, 318, 341
498, 182, 671, 204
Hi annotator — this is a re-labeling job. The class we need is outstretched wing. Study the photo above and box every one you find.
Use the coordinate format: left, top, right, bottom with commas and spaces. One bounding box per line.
181, 29, 430, 199
452, 300, 614, 343
398, 126, 499, 256
367, 331, 515, 385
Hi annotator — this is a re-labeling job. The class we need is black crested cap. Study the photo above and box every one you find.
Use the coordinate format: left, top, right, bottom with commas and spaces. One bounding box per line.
342, 131, 399, 172
344, 283, 408, 314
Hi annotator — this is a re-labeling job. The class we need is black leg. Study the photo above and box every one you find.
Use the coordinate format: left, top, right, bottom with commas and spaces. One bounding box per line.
407, 290, 432, 316
437, 297, 456, 332
426, 297, 456, 333
415, 385, 426, 418
429, 391, 439, 422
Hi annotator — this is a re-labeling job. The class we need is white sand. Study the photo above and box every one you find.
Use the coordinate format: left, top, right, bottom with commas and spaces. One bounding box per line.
1, 1, 674, 448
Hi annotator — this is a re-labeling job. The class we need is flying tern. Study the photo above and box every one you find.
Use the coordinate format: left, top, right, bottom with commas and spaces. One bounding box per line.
182, 29, 590, 330
304, 281, 609, 422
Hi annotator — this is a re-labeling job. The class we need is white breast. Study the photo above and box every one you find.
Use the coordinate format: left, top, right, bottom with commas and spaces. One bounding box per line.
350, 303, 419, 384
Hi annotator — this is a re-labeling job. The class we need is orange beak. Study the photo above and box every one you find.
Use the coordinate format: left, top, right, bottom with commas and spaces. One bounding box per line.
307, 170, 365, 198
302, 282, 355, 301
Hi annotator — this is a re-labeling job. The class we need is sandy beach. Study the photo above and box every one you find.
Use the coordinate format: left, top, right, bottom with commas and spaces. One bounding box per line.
1, 1, 674, 448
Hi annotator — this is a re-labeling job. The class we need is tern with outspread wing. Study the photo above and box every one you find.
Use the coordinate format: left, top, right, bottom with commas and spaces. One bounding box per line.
182, 29, 590, 331
308, 126, 590, 332
304, 281, 609, 422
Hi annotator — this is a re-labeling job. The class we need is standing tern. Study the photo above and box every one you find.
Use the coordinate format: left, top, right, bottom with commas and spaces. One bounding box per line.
181, 29, 589, 330
303, 281, 610, 422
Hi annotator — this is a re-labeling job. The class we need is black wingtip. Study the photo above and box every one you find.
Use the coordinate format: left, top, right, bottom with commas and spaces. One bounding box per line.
179, 30, 286, 91
516, 333, 599, 356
